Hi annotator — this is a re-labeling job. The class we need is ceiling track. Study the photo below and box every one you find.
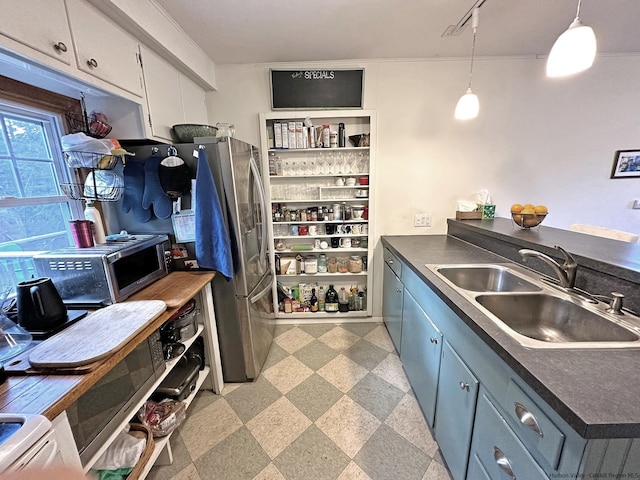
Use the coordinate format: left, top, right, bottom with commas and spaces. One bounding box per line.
442, 0, 488, 37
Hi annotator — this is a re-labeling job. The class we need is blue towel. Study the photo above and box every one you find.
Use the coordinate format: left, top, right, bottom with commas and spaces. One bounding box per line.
195, 147, 234, 281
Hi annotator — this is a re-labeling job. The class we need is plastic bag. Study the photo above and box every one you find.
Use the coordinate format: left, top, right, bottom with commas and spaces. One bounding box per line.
137, 399, 186, 437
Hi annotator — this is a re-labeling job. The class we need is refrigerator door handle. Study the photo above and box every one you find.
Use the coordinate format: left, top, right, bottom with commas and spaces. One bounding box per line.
249, 278, 273, 304
249, 155, 269, 263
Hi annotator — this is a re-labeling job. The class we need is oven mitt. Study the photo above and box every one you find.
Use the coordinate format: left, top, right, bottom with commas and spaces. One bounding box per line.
122, 160, 152, 223
159, 161, 191, 200
142, 154, 173, 219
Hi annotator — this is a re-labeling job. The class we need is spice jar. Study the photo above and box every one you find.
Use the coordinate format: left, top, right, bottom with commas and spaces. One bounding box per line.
327, 256, 338, 273
337, 257, 349, 273
348, 255, 363, 273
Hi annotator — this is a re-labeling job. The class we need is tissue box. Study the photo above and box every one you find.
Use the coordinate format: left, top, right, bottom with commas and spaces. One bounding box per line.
480, 204, 496, 219
456, 211, 482, 220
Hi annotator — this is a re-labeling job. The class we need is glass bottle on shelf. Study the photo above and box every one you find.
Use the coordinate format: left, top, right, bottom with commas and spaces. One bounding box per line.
318, 254, 328, 273
338, 287, 349, 312
325, 285, 339, 312
310, 288, 318, 312
318, 286, 326, 311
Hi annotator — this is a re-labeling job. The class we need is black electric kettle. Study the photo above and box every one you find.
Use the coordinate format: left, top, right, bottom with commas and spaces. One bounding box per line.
16, 277, 67, 331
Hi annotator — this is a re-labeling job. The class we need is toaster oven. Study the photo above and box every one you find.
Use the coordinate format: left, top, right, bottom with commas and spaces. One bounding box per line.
33, 235, 171, 307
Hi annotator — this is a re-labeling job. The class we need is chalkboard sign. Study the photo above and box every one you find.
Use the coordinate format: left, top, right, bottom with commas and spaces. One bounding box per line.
270, 69, 364, 110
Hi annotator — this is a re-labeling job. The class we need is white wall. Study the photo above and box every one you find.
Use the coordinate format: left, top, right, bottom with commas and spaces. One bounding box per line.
206, 55, 640, 316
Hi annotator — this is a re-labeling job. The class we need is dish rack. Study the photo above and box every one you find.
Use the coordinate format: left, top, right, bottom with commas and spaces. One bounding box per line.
60, 151, 131, 202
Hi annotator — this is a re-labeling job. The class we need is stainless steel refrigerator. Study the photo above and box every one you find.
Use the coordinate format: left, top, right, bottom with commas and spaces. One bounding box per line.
116, 137, 275, 382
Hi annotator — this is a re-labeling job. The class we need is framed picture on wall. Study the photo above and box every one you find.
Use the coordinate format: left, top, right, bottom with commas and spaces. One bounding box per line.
611, 150, 640, 178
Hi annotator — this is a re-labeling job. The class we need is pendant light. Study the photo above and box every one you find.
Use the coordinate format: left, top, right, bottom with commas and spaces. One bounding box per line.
455, 8, 480, 120
546, 0, 596, 77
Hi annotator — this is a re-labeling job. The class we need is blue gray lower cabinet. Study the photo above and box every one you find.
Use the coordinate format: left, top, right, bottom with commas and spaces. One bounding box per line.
382, 261, 404, 353
381, 247, 612, 480
434, 341, 479, 480
399, 288, 442, 427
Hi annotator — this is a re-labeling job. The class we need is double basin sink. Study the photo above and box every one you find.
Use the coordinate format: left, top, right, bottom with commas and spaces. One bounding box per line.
427, 263, 640, 349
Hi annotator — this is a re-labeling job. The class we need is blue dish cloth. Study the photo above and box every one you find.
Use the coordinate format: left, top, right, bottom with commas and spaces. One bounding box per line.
195, 147, 234, 281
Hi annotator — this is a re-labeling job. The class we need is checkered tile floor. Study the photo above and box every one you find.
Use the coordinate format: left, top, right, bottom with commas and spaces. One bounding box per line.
147, 323, 453, 480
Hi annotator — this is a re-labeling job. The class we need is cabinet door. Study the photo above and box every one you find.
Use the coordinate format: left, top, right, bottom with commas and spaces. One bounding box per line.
383, 261, 404, 353
180, 74, 208, 125
469, 393, 548, 480
400, 289, 442, 427
65, 0, 143, 97
139, 45, 183, 142
434, 340, 479, 480
0, 0, 72, 65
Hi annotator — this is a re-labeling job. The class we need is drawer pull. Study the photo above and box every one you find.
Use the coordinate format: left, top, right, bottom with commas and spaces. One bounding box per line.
494, 447, 516, 479
388, 260, 394, 264
87, 58, 98, 68
53, 41, 67, 52
396, 288, 402, 293
459, 381, 470, 391
429, 337, 438, 344
514, 402, 543, 436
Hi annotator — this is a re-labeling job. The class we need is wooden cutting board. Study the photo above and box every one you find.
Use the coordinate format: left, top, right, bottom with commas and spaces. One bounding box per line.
27, 300, 167, 369
127, 271, 215, 307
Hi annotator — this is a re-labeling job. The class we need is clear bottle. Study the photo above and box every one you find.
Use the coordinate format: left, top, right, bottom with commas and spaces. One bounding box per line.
268, 152, 277, 175
325, 285, 339, 312
322, 124, 331, 148
348, 287, 356, 311
318, 254, 328, 273
338, 287, 349, 312
318, 286, 326, 311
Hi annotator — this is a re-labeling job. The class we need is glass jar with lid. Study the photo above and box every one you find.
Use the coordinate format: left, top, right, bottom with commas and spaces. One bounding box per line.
337, 257, 349, 273
318, 254, 328, 273
348, 255, 363, 273
327, 256, 338, 273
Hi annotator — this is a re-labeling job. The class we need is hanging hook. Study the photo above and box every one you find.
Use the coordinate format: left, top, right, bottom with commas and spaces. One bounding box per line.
198, 145, 206, 150
168, 146, 178, 157
151, 146, 159, 155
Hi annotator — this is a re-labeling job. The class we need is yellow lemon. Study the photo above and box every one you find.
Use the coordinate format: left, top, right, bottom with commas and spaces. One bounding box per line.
535, 205, 548, 214
510, 203, 524, 213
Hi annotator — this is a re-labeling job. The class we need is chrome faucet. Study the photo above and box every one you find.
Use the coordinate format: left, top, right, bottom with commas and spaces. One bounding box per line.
519, 245, 577, 289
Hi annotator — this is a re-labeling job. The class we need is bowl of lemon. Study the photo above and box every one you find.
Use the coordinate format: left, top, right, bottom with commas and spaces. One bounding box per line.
510, 203, 548, 229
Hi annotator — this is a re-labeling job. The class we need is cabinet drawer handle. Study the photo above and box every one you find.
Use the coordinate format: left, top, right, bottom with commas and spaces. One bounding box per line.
429, 337, 438, 344
396, 288, 402, 293
388, 260, 394, 264
494, 447, 516, 479
53, 41, 67, 52
87, 58, 98, 68
514, 402, 543, 436
459, 381, 469, 391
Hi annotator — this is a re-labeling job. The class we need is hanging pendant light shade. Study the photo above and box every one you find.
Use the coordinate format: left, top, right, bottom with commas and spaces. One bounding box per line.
455, 8, 480, 120
546, 0, 596, 77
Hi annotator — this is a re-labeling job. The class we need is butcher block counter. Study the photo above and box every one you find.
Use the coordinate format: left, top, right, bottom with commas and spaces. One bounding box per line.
0, 271, 216, 421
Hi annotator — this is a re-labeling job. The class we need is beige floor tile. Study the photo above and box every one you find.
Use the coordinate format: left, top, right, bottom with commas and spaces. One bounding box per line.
318, 326, 361, 351
337, 461, 373, 480
316, 396, 380, 458
180, 398, 243, 460
385, 394, 438, 456
221, 383, 244, 396
317, 355, 369, 393
262, 355, 314, 394
172, 464, 202, 480
363, 325, 396, 352
371, 353, 411, 392
246, 397, 312, 459
423, 459, 452, 480
274, 327, 315, 354
253, 462, 286, 480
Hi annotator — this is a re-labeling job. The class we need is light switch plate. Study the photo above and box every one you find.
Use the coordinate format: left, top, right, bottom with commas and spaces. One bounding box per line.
414, 213, 432, 227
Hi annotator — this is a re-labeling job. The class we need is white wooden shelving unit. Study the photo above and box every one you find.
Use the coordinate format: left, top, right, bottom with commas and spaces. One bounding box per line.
259, 110, 376, 321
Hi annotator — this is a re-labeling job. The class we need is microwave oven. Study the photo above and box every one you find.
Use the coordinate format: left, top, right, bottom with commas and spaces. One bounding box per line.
33, 235, 171, 307
65, 329, 166, 465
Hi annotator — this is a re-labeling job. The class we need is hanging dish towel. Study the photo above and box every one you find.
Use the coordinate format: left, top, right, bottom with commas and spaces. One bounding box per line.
195, 147, 233, 281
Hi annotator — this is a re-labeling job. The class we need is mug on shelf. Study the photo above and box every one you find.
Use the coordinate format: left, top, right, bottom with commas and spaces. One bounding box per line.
289, 225, 299, 236
339, 237, 352, 248
308, 225, 318, 235
331, 237, 340, 248
326, 224, 337, 235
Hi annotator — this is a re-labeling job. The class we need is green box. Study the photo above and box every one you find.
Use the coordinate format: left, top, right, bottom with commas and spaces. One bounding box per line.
480, 204, 496, 219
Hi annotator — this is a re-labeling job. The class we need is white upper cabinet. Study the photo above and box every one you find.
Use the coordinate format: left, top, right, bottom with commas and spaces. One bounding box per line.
65, 0, 143, 97
0, 0, 73, 66
140, 45, 208, 142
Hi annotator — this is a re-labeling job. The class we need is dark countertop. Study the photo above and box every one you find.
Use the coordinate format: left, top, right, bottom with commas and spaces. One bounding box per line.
382, 233, 640, 440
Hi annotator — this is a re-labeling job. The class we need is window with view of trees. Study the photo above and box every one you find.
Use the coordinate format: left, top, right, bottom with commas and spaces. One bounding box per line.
0, 76, 84, 291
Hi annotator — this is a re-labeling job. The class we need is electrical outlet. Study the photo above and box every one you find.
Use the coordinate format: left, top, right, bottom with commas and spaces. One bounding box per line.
414, 213, 432, 227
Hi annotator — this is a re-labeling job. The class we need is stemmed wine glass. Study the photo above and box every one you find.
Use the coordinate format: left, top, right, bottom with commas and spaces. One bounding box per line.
326, 152, 334, 175
335, 151, 345, 174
